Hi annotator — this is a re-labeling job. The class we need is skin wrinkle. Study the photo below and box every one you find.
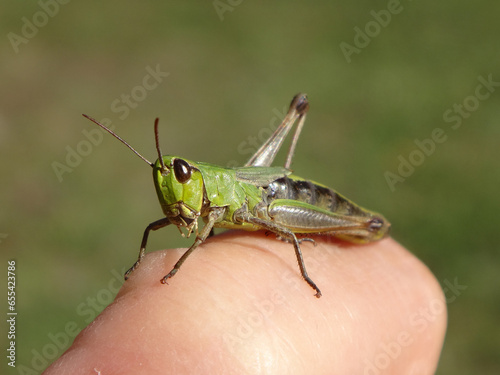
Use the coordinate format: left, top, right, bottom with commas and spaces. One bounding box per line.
216, 232, 314, 296
194, 238, 263, 301
218, 233, 296, 267
243, 330, 292, 374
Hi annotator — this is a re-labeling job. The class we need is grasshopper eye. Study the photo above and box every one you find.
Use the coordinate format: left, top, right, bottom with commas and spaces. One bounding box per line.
173, 159, 191, 183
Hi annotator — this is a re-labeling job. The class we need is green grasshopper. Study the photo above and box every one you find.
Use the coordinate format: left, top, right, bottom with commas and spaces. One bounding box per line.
83, 94, 390, 298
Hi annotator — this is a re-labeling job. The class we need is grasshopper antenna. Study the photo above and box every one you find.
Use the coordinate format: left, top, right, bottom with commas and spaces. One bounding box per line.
82, 114, 153, 166
154, 118, 167, 171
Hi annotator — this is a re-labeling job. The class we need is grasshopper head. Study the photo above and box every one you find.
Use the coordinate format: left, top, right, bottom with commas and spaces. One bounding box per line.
153, 156, 206, 233
82, 115, 207, 235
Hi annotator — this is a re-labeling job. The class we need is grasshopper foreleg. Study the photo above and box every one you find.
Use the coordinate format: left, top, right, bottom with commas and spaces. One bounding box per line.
234, 212, 322, 298
124, 217, 171, 280
160, 207, 226, 284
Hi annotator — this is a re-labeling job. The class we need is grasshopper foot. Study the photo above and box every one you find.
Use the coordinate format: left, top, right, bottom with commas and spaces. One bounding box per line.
124, 250, 146, 281
304, 276, 322, 298
298, 237, 316, 246
160, 268, 178, 284
123, 250, 144, 281
124, 261, 140, 280
276, 235, 316, 247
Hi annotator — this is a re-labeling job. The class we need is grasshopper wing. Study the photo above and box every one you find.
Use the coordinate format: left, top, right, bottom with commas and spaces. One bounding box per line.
235, 166, 291, 186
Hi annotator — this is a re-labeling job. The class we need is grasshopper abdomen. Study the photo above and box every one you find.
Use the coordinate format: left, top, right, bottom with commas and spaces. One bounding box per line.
263, 176, 390, 242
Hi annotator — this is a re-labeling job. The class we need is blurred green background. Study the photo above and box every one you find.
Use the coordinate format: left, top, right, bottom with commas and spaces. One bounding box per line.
1, 1, 498, 373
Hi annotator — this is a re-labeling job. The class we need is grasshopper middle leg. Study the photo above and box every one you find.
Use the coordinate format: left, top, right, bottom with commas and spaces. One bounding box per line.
235, 212, 322, 298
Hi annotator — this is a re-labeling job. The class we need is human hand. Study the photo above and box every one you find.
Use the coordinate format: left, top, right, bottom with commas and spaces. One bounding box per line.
43, 232, 446, 374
